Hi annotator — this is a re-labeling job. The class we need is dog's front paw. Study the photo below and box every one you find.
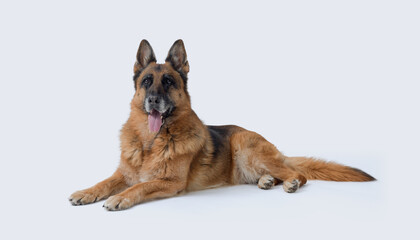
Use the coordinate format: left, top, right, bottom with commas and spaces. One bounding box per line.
69, 190, 100, 206
283, 179, 300, 193
103, 195, 133, 211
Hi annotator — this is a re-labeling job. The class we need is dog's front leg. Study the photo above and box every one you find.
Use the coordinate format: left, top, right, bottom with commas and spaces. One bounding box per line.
103, 179, 186, 211
69, 170, 128, 205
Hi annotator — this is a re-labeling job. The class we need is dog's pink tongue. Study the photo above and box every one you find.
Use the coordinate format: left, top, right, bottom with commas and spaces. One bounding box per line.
148, 110, 162, 133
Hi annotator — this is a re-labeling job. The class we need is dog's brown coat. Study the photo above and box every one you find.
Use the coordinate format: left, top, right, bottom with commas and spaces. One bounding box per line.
69, 40, 375, 211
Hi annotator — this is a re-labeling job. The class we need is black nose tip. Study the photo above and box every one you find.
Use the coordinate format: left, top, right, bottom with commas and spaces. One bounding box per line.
148, 95, 160, 104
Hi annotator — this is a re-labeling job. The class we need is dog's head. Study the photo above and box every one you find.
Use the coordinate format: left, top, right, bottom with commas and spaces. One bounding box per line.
132, 39, 191, 133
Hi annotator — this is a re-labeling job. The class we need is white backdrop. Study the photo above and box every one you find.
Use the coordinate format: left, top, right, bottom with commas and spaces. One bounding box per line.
0, 0, 419, 239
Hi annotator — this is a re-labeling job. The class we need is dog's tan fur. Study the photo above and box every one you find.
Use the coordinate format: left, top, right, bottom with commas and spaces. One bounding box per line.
69, 40, 375, 211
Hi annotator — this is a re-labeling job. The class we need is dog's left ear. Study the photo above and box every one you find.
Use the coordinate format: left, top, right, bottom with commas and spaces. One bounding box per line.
165, 39, 190, 74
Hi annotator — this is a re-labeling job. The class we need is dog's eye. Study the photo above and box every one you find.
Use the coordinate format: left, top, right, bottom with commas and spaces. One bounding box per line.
142, 76, 153, 86
162, 74, 177, 90
162, 75, 174, 86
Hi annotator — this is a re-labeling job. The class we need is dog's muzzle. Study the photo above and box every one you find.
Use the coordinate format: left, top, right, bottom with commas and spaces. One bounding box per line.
144, 94, 170, 133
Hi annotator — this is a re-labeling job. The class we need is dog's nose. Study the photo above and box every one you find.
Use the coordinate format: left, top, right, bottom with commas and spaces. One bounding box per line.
148, 95, 160, 104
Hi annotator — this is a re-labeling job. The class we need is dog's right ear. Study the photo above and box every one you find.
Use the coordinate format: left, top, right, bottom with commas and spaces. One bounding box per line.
134, 40, 156, 73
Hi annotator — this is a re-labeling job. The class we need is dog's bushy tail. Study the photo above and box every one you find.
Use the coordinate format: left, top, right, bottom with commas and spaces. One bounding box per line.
284, 157, 376, 181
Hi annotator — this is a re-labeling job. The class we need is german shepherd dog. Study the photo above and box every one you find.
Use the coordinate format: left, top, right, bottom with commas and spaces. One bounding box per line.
69, 40, 375, 211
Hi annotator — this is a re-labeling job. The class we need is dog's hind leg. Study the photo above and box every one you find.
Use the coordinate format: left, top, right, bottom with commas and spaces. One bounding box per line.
231, 130, 306, 193
258, 174, 277, 190
261, 155, 307, 193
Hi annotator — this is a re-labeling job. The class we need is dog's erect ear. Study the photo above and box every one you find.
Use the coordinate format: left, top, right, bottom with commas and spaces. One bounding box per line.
165, 39, 189, 74
134, 40, 156, 73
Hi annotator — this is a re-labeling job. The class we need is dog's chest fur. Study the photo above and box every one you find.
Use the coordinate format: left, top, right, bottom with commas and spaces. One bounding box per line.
118, 134, 170, 186
118, 123, 206, 186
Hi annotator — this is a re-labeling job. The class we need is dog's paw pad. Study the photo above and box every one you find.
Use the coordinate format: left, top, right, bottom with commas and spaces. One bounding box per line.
283, 179, 300, 193
103, 195, 132, 211
258, 174, 275, 190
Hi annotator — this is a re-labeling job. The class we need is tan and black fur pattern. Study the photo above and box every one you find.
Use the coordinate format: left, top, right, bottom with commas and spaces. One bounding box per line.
69, 39, 375, 211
